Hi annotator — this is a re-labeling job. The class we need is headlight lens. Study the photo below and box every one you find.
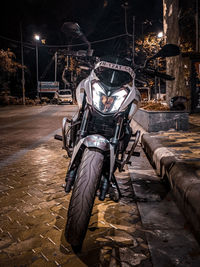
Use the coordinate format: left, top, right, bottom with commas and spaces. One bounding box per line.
92, 82, 128, 113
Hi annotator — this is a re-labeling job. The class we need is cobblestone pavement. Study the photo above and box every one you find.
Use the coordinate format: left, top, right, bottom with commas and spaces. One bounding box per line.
145, 114, 200, 162
0, 105, 151, 266
1, 105, 200, 266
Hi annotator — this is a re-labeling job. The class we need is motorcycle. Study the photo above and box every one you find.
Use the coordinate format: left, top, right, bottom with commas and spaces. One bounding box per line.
55, 23, 180, 252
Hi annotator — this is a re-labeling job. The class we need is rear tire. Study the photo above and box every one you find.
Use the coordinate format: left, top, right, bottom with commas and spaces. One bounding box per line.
65, 148, 104, 249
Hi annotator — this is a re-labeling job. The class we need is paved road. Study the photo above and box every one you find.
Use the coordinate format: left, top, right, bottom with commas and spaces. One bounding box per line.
0, 105, 77, 165
0, 105, 200, 266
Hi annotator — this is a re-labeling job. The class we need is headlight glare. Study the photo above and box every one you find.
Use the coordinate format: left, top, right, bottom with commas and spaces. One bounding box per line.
92, 82, 128, 113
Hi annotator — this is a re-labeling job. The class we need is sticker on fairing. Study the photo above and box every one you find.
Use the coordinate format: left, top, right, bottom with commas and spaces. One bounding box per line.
95, 61, 135, 79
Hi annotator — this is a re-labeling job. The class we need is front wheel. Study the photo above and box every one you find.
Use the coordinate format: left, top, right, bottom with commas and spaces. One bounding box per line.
65, 148, 104, 250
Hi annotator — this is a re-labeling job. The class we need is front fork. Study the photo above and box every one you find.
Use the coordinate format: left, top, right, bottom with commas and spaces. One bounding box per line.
77, 108, 90, 140
65, 111, 124, 200
64, 108, 90, 193
99, 117, 124, 201
109, 117, 123, 178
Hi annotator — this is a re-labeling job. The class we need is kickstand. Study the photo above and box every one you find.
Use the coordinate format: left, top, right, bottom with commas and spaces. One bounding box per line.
120, 130, 141, 171
112, 174, 122, 199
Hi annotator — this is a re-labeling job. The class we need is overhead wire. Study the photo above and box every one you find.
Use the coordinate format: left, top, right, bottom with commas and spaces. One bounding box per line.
0, 33, 131, 49
0, 35, 32, 46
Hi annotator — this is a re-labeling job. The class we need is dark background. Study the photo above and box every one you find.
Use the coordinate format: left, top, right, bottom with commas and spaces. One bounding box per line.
0, 0, 162, 52
0, 0, 163, 97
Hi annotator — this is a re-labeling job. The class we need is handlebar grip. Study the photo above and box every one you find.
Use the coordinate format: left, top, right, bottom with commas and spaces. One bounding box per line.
144, 68, 174, 80
154, 71, 175, 80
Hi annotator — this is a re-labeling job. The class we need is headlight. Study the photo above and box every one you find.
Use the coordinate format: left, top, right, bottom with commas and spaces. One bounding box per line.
92, 82, 128, 113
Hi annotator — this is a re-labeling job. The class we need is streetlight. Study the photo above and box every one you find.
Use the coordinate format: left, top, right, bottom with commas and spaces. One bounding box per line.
157, 31, 163, 39
34, 34, 40, 99
156, 31, 164, 100
34, 34, 40, 41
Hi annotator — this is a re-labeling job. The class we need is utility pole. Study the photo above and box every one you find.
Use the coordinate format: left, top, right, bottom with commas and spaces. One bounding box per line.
55, 51, 57, 82
20, 23, 25, 105
196, 0, 200, 52
36, 42, 39, 98
34, 34, 40, 99
154, 59, 158, 99
132, 16, 135, 64
121, 2, 131, 56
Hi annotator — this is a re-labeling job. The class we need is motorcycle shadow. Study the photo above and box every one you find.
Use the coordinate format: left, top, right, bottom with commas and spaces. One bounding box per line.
58, 194, 150, 266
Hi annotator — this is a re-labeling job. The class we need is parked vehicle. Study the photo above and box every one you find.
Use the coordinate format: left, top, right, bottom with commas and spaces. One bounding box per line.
55, 23, 180, 252
54, 89, 73, 104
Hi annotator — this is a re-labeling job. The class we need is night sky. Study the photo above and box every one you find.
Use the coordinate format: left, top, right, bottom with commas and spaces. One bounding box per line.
0, 0, 163, 96
1, 0, 162, 54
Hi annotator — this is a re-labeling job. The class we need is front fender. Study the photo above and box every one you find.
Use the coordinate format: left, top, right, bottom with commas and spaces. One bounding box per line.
68, 135, 110, 169
83, 134, 110, 151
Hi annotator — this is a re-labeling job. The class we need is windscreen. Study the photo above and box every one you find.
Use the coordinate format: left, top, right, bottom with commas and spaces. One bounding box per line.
94, 67, 132, 88
94, 56, 134, 88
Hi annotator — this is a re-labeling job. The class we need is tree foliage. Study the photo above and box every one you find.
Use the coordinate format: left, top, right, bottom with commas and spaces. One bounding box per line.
0, 49, 21, 73
135, 32, 165, 60
0, 49, 22, 92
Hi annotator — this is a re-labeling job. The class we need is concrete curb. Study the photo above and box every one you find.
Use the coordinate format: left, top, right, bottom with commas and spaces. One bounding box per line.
141, 133, 200, 244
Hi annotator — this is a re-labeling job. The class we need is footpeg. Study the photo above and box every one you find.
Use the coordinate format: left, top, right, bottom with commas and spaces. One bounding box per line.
126, 151, 140, 157
132, 151, 140, 157
54, 134, 62, 141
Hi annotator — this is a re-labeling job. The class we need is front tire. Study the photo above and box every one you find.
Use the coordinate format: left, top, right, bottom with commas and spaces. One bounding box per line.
65, 148, 104, 249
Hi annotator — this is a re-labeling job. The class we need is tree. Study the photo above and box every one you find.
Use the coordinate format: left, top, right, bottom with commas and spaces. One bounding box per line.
163, 0, 196, 105
0, 49, 22, 93
135, 33, 166, 98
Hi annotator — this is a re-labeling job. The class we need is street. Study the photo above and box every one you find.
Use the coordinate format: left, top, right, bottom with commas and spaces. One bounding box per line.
0, 105, 200, 267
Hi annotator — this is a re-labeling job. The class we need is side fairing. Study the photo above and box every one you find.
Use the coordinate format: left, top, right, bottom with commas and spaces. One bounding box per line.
128, 103, 138, 121
118, 81, 139, 113
76, 79, 87, 109
76, 71, 99, 108
128, 87, 141, 120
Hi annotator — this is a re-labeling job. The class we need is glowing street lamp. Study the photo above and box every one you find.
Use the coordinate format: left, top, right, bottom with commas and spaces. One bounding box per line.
34, 34, 40, 41
34, 34, 40, 98
157, 31, 163, 38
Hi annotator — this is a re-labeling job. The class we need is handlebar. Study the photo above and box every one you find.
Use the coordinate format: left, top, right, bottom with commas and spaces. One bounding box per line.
142, 68, 175, 80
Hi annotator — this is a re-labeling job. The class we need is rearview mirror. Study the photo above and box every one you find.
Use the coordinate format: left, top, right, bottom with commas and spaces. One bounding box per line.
61, 22, 83, 38
152, 44, 180, 59
61, 22, 92, 56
